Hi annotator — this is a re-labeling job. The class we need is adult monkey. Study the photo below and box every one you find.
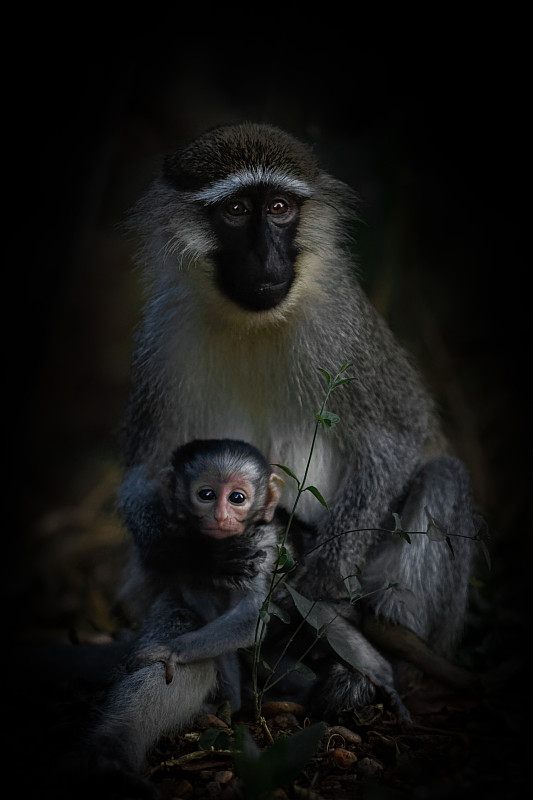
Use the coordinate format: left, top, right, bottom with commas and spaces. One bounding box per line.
119, 122, 476, 715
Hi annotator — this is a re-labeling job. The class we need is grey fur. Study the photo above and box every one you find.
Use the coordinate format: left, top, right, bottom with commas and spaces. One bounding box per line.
86, 659, 217, 797
88, 441, 283, 787
118, 123, 475, 723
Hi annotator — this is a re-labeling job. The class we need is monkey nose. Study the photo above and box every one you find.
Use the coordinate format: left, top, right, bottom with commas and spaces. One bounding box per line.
214, 505, 229, 523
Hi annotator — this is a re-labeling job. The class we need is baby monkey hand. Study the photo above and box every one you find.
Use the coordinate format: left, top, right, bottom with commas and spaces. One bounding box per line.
129, 643, 184, 685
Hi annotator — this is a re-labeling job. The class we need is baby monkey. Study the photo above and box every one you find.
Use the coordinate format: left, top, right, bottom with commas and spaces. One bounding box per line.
130, 438, 285, 693
87, 440, 285, 793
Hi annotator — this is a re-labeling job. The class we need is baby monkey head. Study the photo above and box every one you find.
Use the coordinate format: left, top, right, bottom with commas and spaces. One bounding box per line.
170, 439, 284, 539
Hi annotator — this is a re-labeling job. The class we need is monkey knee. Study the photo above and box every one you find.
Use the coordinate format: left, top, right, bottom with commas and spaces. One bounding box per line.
406, 455, 474, 526
92, 659, 218, 767
155, 658, 218, 720
426, 454, 470, 486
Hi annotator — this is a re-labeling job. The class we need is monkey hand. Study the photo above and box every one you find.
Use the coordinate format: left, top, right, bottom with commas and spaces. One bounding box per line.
128, 643, 178, 685
212, 551, 265, 586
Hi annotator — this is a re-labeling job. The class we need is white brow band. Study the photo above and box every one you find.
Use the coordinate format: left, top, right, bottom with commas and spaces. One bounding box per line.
190, 168, 315, 204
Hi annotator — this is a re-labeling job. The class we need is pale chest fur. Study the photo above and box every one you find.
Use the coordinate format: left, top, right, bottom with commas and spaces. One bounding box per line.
158, 306, 344, 523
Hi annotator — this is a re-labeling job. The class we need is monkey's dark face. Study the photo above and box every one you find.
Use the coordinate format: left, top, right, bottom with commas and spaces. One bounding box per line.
209, 186, 301, 312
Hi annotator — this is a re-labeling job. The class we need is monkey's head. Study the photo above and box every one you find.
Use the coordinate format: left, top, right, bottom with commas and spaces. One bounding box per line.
170, 439, 284, 540
135, 123, 355, 316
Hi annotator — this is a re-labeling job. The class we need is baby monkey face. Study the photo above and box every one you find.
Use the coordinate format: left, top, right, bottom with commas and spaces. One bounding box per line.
190, 472, 256, 539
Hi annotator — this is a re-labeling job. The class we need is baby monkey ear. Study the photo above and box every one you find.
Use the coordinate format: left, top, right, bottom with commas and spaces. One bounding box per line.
263, 473, 285, 522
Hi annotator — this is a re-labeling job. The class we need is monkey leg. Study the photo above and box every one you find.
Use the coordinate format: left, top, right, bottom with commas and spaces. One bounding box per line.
129, 647, 243, 711
308, 613, 413, 725
216, 652, 242, 712
309, 660, 412, 726
87, 658, 217, 791
363, 455, 476, 654
263, 609, 411, 724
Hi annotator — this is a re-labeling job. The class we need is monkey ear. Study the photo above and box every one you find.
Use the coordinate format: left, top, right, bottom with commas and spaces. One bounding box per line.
263, 473, 285, 522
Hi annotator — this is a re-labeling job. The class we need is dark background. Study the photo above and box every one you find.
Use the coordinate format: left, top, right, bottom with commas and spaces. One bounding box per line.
7, 15, 529, 676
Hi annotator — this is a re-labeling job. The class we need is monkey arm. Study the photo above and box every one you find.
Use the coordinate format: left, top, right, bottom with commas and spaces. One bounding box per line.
131, 586, 265, 684
118, 464, 169, 559
303, 601, 413, 725
301, 456, 476, 649
360, 455, 476, 651
171, 589, 263, 662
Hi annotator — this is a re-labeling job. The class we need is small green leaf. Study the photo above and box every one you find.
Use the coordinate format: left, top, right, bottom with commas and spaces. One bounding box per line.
478, 538, 491, 571
445, 535, 456, 560
293, 662, 317, 680
267, 601, 290, 624
316, 411, 340, 428
426, 526, 446, 542
398, 530, 412, 544
340, 362, 353, 373
324, 626, 366, 673
286, 585, 316, 624
286, 585, 335, 631
343, 572, 362, 603
275, 544, 296, 573
474, 514, 490, 542
233, 722, 326, 797
317, 367, 331, 385
386, 582, 418, 614
199, 727, 231, 751
425, 506, 448, 540
332, 377, 356, 389
304, 485, 328, 508
272, 464, 300, 486
392, 512, 403, 531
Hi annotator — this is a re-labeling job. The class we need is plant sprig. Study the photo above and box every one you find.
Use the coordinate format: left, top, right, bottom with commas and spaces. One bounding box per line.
251, 363, 355, 719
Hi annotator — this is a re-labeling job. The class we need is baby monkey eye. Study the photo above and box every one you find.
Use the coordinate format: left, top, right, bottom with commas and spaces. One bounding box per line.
229, 491, 246, 504
197, 488, 216, 502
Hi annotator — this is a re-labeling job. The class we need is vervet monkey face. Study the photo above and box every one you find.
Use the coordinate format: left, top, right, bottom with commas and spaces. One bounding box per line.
209, 187, 302, 312
190, 471, 256, 538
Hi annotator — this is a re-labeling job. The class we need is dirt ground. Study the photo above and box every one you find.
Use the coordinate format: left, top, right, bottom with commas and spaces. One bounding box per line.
10, 641, 527, 800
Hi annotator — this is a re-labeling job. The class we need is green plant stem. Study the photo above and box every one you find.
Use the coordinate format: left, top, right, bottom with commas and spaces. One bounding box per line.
258, 601, 321, 704
280, 387, 333, 548
251, 366, 351, 720
303, 526, 479, 559
261, 635, 323, 699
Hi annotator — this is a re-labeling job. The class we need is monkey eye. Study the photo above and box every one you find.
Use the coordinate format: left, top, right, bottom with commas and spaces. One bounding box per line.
197, 488, 216, 502
224, 198, 249, 216
229, 491, 246, 505
268, 198, 290, 215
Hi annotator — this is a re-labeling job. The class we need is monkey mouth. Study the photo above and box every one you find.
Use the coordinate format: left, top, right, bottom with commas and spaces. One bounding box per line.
248, 280, 291, 310
202, 525, 242, 540
258, 280, 287, 292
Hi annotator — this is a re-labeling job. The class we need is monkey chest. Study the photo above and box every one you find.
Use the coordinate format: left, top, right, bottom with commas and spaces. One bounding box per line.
168, 326, 344, 522
179, 583, 245, 623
